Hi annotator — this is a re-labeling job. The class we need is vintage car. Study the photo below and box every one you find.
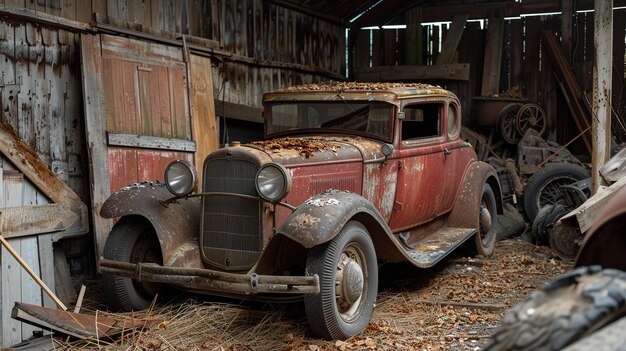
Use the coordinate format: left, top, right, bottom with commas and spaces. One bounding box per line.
99, 82, 502, 340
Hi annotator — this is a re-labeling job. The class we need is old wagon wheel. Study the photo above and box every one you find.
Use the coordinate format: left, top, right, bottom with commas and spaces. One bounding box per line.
515, 103, 546, 136
496, 103, 523, 144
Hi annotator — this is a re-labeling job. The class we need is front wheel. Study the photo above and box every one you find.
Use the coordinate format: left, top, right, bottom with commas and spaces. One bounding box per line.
484, 266, 626, 351
102, 218, 163, 311
304, 221, 378, 340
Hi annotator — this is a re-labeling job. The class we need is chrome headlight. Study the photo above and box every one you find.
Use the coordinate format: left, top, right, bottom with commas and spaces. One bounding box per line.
255, 163, 291, 203
164, 160, 197, 196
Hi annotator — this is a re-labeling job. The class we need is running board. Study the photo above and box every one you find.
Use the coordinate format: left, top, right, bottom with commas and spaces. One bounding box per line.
403, 227, 476, 268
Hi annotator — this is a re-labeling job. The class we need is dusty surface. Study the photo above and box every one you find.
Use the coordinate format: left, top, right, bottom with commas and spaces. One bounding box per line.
57, 239, 570, 350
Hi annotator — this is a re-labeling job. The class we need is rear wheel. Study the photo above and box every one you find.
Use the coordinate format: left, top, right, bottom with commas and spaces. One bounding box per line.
102, 218, 163, 311
471, 183, 497, 257
304, 221, 378, 340
484, 266, 626, 351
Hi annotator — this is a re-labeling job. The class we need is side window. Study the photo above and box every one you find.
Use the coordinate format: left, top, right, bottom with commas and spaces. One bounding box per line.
401, 103, 441, 141
447, 104, 459, 137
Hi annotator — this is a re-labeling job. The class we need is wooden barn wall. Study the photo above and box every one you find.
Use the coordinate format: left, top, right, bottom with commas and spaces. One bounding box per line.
0, 19, 87, 345
354, 9, 626, 151
212, 0, 346, 108
0, 0, 346, 110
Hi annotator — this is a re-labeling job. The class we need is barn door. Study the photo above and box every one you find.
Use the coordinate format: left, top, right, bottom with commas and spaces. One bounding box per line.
81, 34, 217, 256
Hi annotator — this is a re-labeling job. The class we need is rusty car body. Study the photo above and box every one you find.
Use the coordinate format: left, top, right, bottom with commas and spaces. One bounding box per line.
99, 82, 502, 340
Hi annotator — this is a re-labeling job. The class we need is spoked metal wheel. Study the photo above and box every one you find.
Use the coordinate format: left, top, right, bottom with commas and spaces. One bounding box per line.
516, 103, 546, 136
523, 163, 589, 221
305, 221, 378, 340
497, 103, 523, 144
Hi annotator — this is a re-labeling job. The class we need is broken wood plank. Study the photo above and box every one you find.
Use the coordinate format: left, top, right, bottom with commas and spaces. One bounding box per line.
435, 14, 468, 65
0, 124, 83, 208
0, 204, 80, 239
561, 175, 626, 233
355, 64, 470, 82
12, 302, 162, 339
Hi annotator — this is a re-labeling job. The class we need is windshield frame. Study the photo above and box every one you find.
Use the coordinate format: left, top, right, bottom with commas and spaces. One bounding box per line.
264, 100, 396, 142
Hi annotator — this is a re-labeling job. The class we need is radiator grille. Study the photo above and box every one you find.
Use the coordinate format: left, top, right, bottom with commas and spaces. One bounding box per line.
201, 158, 261, 270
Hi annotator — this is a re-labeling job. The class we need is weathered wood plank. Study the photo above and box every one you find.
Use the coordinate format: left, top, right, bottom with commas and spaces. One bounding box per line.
436, 14, 468, 65
80, 33, 112, 258
0, 204, 80, 239
107, 133, 196, 152
190, 55, 218, 189
355, 64, 470, 82
37, 234, 54, 308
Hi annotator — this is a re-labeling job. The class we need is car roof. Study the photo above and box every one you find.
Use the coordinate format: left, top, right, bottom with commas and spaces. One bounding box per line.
263, 82, 456, 103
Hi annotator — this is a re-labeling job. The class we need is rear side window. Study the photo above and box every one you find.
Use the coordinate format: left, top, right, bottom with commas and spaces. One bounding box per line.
401, 103, 441, 141
447, 104, 459, 138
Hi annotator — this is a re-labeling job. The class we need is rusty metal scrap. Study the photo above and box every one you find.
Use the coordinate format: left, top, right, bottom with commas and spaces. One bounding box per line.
12, 302, 162, 339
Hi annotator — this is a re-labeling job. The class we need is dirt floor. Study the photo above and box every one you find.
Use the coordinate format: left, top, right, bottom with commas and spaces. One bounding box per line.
57, 238, 571, 350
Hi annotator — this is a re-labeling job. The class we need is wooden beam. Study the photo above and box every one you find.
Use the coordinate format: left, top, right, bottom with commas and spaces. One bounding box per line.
0, 4, 92, 32
0, 204, 79, 239
405, 7, 423, 65
355, 64, 470, 82
80, 34, 113, 259
214, 99, 264, 124
419, 0, 626, 23
0, 125, 82, 208
592, 0, 613, 193
561, 0, 574, 62
435, 14, 469, 65
481, 10, 504, 96
107, 133, 197, 152
543, 30, 593, 154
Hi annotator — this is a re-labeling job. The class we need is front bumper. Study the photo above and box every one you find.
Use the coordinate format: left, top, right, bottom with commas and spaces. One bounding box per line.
100, 259, 320, 295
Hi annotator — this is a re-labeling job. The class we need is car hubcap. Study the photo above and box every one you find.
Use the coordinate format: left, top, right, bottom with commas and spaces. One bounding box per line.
335, 245, 365, 321
480, 204, 492, 233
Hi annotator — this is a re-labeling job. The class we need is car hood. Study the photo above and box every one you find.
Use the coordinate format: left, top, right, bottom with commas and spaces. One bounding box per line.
244, 136, 387, 166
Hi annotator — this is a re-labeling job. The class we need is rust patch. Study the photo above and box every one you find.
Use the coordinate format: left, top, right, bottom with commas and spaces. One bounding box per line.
290, 213, 321, 228
250, 137, 340, 158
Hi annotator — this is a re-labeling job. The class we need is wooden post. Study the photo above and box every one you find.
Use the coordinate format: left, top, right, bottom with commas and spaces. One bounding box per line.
405, 7, 423, 65
560, 0, 574, 61
592, 1, 613, 193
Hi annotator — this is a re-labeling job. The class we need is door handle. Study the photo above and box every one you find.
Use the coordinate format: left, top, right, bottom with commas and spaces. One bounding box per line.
444, 148, 451, 156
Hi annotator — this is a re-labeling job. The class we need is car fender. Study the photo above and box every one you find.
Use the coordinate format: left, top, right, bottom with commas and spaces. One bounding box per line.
447, 161, 502, 229
100, 182, 201, 265
276, 190, 395, 250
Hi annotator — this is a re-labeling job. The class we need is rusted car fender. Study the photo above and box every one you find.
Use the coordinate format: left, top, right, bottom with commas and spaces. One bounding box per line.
576, 186, 626, 270
276, 190, 395, 250
100, 182, 201, 265
447, 161, 503, 229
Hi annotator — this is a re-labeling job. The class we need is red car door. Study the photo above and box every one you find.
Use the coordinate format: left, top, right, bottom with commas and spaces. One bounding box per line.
389, 101, 449, 232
